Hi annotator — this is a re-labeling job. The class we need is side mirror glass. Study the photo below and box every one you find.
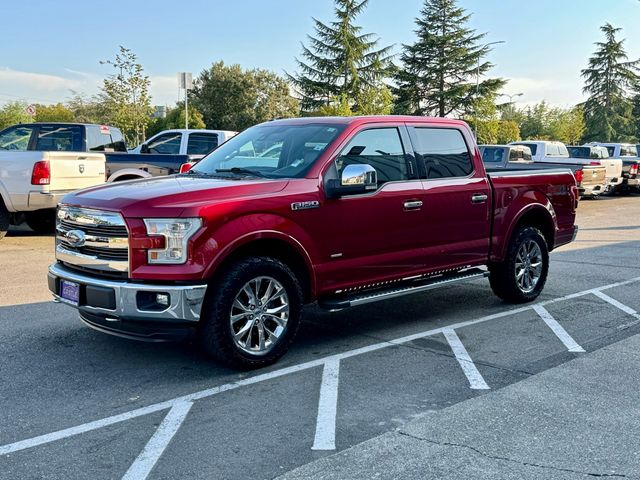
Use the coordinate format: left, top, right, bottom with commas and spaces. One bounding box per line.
140, 143, 150, 154
326, 163, 378, 198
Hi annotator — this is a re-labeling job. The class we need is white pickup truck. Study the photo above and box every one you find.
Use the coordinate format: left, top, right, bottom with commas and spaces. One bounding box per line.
0, 123, 108, 238
129, 129, 237, 156
511, 140, 621, 195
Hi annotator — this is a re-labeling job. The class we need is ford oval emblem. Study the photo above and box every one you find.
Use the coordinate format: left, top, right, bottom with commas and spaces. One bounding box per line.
65, 229, 86, 248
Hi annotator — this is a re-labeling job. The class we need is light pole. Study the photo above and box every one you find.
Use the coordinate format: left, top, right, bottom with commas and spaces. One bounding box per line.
499, 92, 524, 104
475, 40, 505, 138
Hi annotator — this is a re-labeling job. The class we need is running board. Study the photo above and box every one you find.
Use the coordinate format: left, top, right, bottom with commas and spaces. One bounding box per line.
318, 268, 489, 312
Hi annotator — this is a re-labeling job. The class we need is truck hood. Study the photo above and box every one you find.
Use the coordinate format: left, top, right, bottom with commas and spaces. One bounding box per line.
61, 175, 290, 217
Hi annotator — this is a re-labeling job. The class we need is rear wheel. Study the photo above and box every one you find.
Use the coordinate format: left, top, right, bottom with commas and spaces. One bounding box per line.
489, 226, 549, 303
25, 209, 56, 234
0, 200, 9, 239
199, 256, 303, 369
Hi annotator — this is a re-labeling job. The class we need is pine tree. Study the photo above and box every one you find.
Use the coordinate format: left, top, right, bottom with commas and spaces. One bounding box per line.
394, 0, 505, 117
289, 0, 393, 112
581, 23, 639, 142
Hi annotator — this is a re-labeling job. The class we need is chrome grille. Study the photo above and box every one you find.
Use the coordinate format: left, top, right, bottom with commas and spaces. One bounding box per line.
56, 206, 129, 274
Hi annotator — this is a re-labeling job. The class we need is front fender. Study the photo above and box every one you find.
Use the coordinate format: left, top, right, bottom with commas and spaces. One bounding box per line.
202, 213, 318, 295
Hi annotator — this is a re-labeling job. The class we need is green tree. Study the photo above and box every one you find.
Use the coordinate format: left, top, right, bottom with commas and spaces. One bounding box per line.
0, 101, 32, 129
34, 103, 74, 122
289, 0, 393, 112
314, 84, 393, 117
100, 46, 153, 145
549, 107, 586, 144
395, 0, 505, 117
66, 92, 106, 123
496, 120, 520, 144
581, 23, 639, 142
519, 102, 553, 140
147, 103, 207, 137
464, 95, 499, 144
192, 62, 299, 131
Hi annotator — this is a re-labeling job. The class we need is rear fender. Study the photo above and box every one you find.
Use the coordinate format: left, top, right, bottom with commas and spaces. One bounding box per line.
490, 191, 556, 262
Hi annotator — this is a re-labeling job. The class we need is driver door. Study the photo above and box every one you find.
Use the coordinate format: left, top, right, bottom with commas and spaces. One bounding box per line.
315, 125, 426, 293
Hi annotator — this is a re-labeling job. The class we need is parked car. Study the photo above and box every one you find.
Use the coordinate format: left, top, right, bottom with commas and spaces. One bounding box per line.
129, 129, 237, 156
509, 140, 570, 162
48, 116, 578, 368
587, 143, 640, 193
0, 123, 109, 237
566, 145, 623, 194
481, 144, 606, 198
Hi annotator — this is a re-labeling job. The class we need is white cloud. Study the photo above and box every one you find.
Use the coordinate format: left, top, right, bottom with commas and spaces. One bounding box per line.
501, 76, 587, 108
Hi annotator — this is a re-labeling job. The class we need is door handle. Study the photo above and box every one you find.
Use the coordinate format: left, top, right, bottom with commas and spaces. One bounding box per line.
471, 193, 488, 204
403, 200, 423, 210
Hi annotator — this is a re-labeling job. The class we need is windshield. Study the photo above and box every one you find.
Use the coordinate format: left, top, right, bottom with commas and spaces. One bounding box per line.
481, 147, 505, 163
192, 123, 345, 179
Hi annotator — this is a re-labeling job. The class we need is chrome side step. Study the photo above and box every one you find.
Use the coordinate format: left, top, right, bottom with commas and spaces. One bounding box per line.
318, 268, 489, 312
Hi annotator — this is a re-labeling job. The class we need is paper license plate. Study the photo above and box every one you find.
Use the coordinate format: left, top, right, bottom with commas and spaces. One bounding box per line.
60, 280, 80, 305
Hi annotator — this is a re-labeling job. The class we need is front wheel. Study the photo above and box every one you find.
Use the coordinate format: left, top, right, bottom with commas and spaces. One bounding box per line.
25, 209, 56, 234
489, 226, 549, 303
199, 256, 304, 369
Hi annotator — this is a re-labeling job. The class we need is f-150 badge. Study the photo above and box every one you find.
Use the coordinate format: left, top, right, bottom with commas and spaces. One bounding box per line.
291, 201, 320, 211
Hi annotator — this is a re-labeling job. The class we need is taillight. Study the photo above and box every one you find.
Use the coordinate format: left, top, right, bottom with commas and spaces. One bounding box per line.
574, 169, 583, 183
31, 161, 50, 185
630, 164, 639, 176
589, 161, 600, 166
179, 162, 194, 174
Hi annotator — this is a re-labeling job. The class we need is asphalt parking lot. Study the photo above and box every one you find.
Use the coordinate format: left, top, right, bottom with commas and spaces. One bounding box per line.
1, 195, 640, 480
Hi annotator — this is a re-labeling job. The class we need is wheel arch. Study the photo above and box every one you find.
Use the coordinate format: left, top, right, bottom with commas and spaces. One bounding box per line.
107, 169, 151, 182
206, 233, 316, 303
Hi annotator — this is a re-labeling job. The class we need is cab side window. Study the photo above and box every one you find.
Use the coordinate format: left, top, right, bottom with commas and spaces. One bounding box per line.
0, 125, 34, 151
147, 133, 182, 154
187, 133, 218, 155
412, 128, 473, 179
336, 128, 409, 187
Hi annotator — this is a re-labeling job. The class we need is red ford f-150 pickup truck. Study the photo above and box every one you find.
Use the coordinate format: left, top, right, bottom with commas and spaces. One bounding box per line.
48, 116, 579, 368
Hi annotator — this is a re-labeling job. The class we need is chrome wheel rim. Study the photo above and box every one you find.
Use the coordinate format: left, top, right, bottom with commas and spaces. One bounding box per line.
230, 276, 289, 356
515, 240, 543, 293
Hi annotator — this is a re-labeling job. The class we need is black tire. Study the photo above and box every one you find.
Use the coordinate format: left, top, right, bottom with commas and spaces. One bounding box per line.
0, 200, 9, 239
199, 256, 304, 369
489, 226, 549, 304
25, 209, 56, 234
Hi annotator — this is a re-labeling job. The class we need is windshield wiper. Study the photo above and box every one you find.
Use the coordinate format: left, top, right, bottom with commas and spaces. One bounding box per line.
214, 167, 268, 178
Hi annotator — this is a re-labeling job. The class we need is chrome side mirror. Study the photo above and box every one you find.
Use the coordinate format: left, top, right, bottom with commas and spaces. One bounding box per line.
325, 163, 378, 198
341, 164, 377, 190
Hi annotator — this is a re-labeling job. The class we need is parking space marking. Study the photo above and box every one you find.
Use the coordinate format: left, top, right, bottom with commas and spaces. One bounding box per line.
590, 290, 640, 318
122, 401, 193, 480
311, 358, 340, 451
443, 329, 490, 390
533, 305, 585, 353
2, 275, 640, 460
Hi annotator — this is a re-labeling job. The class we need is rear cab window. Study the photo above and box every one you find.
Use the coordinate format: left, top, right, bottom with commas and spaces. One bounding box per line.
0, 125, 35, 151
87, 125, 127, 152
481, 147, 504, 164
34, 125, 83, 151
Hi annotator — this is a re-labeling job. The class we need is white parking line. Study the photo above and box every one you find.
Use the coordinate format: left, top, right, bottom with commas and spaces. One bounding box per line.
1, 276, 639, 458
122, 401, 193, 480
311, 358, 340, 451
533, 305, 585, 353
443, 329, 490, 390
590, 290, 640, 318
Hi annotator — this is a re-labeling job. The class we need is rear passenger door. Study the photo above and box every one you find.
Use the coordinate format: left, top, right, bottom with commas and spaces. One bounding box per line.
407, 125, 491, 270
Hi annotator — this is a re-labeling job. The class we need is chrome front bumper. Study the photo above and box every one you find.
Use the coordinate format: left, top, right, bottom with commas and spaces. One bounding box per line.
48, 263, 207, 323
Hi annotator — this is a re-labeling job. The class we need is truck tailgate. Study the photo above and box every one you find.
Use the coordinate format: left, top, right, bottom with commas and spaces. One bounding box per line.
580, 165, 606, 188
46, 151, 106, 191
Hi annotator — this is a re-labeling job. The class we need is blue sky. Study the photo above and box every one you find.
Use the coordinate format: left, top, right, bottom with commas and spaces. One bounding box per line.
1, 0, 639, 108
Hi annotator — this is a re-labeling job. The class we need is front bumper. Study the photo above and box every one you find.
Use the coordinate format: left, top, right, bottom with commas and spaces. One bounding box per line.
48, 263, 208, 341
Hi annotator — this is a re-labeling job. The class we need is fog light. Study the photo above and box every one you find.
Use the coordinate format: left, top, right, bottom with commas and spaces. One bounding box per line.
156, 293, 170, 306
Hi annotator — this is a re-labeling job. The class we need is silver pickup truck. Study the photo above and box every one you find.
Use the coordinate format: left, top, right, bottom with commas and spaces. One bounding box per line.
0, 123, 109, 237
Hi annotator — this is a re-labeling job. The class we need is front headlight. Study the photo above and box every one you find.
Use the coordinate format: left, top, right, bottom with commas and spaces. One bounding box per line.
143, 218, 202, 264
